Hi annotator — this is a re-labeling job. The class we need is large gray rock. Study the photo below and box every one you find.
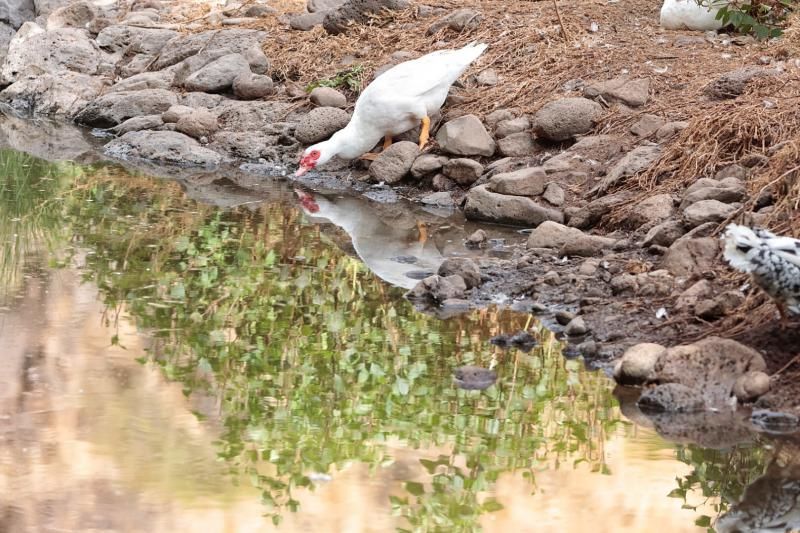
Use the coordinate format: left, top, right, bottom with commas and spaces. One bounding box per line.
323, 0, 410, 34
496, 131, 534, 157
232, 71, 274, 99
494, 117, 529, 138
435, 114, 495, 157
0, 0, 34, 29
488, 166, 547, 196
660, 237, 720, 277
653, 336, 766, 408
567, 191, 631, 229
642, 219, 686, 248
0, 68, 106, 116
405, 274, 467, 303
154, 29, 267, 70
214, 100, 295, 132
183, 53, 250, 92
104, 130, 224, 167
289, 11, 325, 31
175, 108, 219, 139
368, 141, 418, 183
109, 70, 174, 93
437, 257, 481, 289
682, 199, 738, 228
614, 343, 666, 385
442, 158, 483, 186
0, 21, 14, 65
44, 0, 94, 30
637, 383, 705, 413
111, 114, 164, 135
1, 23, 104, 84
532, 98, 603, 142
410, 154, 447, 178
75, 89, 179, 127
95, 24, 178, 54
704, 66, 782, 99
295, 106, 350, 144
34, 0, 75, 16
627, 193, 675, 228
243, 45, 269, 74
527, 221, 614, 249
464, 184, 564, 226
584, 76, 650, 107
309, 86, 347, 108
592, 145, 661, 195
681, 184, 745, 209
733, 371, 770, 403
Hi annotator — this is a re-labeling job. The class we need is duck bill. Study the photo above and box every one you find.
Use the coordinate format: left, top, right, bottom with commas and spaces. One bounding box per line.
294, 165, 310, 177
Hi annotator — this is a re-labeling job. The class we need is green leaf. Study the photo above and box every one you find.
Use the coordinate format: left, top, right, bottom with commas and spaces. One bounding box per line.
695, 515, 712, 527
405, 481, 425, 496
481, 500, 504, 512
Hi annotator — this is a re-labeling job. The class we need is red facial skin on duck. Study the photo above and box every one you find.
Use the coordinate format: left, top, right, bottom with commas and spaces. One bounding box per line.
294, 188, 320, 213
295, 150, 321, 177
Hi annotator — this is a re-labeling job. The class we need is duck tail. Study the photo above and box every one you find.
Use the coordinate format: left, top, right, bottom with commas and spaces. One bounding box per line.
461, 41, 489, 62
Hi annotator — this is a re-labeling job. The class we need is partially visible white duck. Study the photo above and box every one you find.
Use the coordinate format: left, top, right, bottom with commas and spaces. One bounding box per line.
294, 189, 445, 289
295, 42, 488, 176
660, 0, 726, 30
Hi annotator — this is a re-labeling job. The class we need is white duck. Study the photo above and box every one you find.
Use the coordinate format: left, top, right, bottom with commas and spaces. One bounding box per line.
295, 42, 488, 176
660, 0, 726, 31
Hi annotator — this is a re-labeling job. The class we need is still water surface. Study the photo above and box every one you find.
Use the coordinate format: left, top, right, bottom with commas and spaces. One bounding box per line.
0, 149, 776, 532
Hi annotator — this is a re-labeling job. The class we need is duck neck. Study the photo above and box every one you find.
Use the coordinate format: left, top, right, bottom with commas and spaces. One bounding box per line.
327, 121, 384, 161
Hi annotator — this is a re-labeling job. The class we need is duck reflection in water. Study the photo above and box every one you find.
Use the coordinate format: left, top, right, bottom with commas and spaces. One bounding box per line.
294, 188, 447, 290
716, 451, 800, 533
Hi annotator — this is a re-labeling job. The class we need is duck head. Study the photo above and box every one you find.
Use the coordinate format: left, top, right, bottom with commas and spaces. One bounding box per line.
295, 141, 335, 177
294, 188, 320, 213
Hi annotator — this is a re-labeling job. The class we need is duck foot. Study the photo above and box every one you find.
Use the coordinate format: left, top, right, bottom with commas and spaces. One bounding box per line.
359, 153, 380, 161
418, 116, 431, 150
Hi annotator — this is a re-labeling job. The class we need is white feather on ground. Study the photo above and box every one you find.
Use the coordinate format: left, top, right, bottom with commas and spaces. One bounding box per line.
722, 223, 800, 316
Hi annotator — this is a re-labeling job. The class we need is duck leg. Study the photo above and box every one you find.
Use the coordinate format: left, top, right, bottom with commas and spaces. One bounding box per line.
418, 116, 431, 150
359, 135, 394, 161
778, 301, 789, 330
417, 221, 427, 244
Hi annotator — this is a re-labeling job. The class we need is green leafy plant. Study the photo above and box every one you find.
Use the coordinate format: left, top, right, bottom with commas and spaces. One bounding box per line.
306, 65, 366, 94
699, 0, 795, 39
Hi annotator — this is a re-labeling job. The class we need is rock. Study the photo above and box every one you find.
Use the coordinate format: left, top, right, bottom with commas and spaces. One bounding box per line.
236, 47, 267, 75
95, 24, 177, 54
488, 166, 547, 196
405, 274, 466, 303
682, 199, 738, 227
368, 141, 418, 184
244, 4, 276, 17
661, 237, 720, 277
175, 108, 219, 139
465, 185, 564, 226
628, 193, 675, 228
0, 21, 14, 65
567, 191, 631, 229
308, 0, 346, 11
420, 192, 455, 207
592, 145, 661, 195
705, 67, 782, 99
162, 104, 195, 123
438, 257, 481, 289
109, 71, 174, 93
495, 117, 530, 139
410, 154, 447, 178
232, 71, 274, 99
541, 182, 565, 206
496, 132, 534, 157
1, 23, 103, 84
75, 89, 179, 128
2, 0, 35, 29
443, 158, 483, 186
614, 343, 666, 385
715, 164, 747, 181
631, 114, 666, 137
655, 121, 688, 141
289, 11, 326, 30
654, 336, 766, 408
309, 86, 347, 108
45, 0, 94, 30
694, 290, 745, 320
733, 371, 770, 403
323, 0, 410, 35
560, 236, 608, 257
214, 100, 294, 132
476, 68, 498, 86
111, 114, 164, 135
453, 365, 496, 390
584, 76, 650, 107
0, 69, 105, 117
295, 106, 350, 144
564, 317, 588, 336
555, 310, 575, 325
642, 220, 685, 248
183, 53, 250, 92
426, 8, 481, 35
154, 29, 267, 70
435, 114, 495, 157
104, 130, 224, 167
681, 185, 745, 209
465, 229, 487, 247
637, 383, 705, 413
675, 280, 713, 312
532, 98, 603, 142
486, 108, 515, 127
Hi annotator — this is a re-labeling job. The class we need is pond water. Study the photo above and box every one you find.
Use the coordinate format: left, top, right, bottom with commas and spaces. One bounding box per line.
0, 147, 783, 532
